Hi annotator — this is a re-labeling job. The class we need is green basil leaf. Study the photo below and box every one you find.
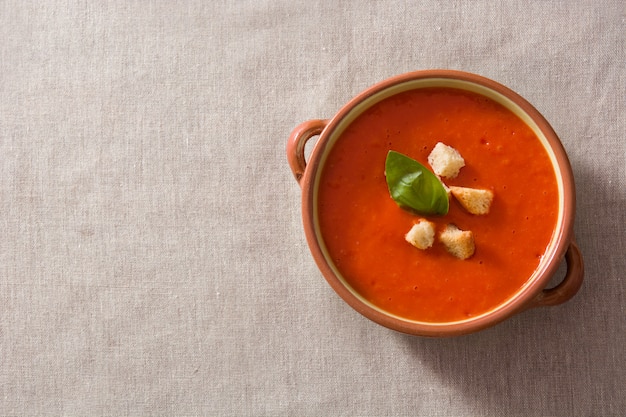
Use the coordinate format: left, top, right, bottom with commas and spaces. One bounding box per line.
385, 150, 449, 215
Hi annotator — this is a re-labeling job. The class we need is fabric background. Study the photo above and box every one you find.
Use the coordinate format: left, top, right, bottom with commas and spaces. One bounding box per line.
1, 1, 624, 416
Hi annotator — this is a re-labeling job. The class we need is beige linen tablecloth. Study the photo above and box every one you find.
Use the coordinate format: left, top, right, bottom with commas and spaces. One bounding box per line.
1, 1, 624, 415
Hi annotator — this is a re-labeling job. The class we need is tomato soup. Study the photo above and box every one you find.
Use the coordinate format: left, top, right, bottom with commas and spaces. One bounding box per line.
317, 87, 559, 323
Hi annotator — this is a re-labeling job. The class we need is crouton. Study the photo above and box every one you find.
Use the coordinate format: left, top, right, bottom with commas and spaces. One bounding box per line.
449, 186, 494, 215
427, 142, 465, 178
405, 219, 436, 250
439, 224, 475, 260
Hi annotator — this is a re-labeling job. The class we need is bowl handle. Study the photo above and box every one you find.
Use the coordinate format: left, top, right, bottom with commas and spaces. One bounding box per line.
530, 240, 584, 308
287, 119, 328, 184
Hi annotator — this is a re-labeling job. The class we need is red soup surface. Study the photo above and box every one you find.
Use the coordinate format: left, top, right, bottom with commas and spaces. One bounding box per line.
317, 87, 559, 322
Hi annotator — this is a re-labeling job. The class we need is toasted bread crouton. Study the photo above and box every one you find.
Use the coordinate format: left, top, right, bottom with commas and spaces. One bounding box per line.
405, 219, 436, 250
440, 224, 475, 260
427, 142, 465, 178
449, 186, 494, 215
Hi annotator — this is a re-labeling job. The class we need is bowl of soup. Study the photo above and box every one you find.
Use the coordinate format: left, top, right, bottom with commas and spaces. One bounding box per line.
287, 70, 583, 337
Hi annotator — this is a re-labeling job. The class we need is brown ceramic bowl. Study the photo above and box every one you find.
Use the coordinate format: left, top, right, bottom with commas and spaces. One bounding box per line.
287, 70, 583, 337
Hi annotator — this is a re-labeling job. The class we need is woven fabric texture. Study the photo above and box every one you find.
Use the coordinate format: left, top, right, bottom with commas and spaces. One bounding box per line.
0, 1, 624, 415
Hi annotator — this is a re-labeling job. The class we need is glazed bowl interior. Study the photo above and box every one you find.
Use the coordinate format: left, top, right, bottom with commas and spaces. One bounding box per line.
307, 75, 573, 335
